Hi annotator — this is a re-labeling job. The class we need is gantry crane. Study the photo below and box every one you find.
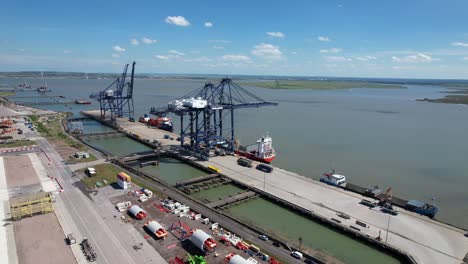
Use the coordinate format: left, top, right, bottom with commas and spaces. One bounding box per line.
150, 78, 277, 158
90, 62, 136, 123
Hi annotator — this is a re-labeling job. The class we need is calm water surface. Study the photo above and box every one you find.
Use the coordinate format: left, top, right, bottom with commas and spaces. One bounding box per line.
2, 77, 467, 228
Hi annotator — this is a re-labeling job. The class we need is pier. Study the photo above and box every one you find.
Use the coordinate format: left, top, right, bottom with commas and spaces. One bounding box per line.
175, 174, 220, 187
82, 110, 468, 264
206, 191, 257, 209
77, 131, 123, 138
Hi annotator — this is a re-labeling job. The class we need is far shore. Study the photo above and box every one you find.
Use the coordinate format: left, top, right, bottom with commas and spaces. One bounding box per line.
242, 80, 406, 90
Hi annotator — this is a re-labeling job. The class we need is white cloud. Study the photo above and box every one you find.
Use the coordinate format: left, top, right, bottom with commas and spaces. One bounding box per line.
318, 36, 331, 42
165, 16, 190, 27
17, 48, 25, 52
320, 48, 342, 53
251, 43, 283, 60
355, 55, 377, 61
169, 50, 185, 56
451, 42, 468, 47
463, 57, 468, 61
221, 54, 252, 62
204, 22, 213, 27
113, 45, 126, 52
154, 55, 169, 60
63, 50, 71, 54
130, 38, 139, 45
392, 53, 436, 63
141, 37, 157, 44
291, 51, 297, 55
112, 53, 120, 58
324, 56, 352, 62
213, 45, 225, 50
266, 32, 285, 38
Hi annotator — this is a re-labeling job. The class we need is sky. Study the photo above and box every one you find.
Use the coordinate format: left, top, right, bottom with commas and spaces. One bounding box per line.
1, 0, 468, 79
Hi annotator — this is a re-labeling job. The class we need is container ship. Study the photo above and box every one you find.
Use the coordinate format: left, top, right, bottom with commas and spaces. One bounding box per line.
235, 135, 276, 163
139, 114, 173, 132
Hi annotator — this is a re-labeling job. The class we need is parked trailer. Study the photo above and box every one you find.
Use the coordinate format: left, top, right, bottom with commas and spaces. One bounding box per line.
80, 238, 97, 262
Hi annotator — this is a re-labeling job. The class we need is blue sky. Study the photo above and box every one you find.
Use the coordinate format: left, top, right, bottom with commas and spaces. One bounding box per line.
1, 0, 468, 78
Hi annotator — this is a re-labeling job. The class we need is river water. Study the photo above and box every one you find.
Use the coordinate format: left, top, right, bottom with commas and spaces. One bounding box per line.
4, 77, 466, 228
2, 77, 467, 242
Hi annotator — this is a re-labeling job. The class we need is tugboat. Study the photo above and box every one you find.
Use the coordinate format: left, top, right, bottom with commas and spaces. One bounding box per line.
320, 170, 346, 186
235, 135, 276, 163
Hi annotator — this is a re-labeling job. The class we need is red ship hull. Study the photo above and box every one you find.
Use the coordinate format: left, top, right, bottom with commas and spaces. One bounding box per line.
235, 150, 275, 163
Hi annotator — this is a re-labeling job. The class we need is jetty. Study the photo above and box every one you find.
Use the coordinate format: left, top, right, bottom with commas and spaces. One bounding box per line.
82, 110, 468, 264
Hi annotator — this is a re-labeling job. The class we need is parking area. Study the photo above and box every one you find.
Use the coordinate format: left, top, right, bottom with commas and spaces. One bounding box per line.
13, 213, 75, 264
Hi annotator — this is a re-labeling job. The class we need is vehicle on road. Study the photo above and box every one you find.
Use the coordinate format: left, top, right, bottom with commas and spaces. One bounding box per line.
215, 149, 226, 156
291, 251, 303, 259
256, 163, 273, 173
208, 165, 221, 173
305, 258, 317, 264
258, 234, 269, 241
465, 232, 468, 238
67, 233, 76, 245
237, 157, 252, 168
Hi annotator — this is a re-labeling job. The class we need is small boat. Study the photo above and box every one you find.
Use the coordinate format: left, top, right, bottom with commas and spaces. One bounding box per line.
320, 170, 346, 186
235, 135, 276, 163
75, 99, 92, 104
17, 81, 31, 88
405, 199, 438, 218
37, 72, 51, 92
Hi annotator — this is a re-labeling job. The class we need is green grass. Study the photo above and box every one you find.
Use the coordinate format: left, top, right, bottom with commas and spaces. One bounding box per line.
244, 80, 405, 90
0, 139, 36, 148
0, 91, 15, 97
81, 163, 121, 189
29, 113, 86, 149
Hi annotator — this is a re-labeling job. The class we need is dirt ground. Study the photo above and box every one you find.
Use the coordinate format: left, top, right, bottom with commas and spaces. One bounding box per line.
111, 193, 253, 264
13, 213, 75, 264
48, 138, 78, 160
3, 154, 40, 188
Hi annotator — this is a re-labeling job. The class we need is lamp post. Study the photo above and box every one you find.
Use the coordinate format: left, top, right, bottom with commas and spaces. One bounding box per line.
385, 214, 391, 244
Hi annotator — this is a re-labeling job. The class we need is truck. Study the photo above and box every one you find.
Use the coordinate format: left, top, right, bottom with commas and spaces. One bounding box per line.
67, 233, 76, 245
237, 157, 253, 168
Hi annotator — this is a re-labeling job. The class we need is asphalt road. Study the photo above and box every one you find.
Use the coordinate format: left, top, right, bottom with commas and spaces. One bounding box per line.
36, 137, 141, 264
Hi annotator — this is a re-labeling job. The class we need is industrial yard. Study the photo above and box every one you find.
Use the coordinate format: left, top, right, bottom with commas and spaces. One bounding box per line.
109, 188, 259, 264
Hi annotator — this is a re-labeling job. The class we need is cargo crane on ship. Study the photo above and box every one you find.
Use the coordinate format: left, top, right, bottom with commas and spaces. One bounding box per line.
150, 78, 277, 159
89, 62, 136, 123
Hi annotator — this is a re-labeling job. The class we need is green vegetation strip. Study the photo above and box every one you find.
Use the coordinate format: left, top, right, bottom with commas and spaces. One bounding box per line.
244, 80, 405, 90
0, 139, 36, 148
0, 91, 15, 97
29, 113, 86, 150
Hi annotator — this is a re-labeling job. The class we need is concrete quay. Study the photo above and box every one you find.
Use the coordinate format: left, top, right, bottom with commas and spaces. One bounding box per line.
82, 110, 468, 264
